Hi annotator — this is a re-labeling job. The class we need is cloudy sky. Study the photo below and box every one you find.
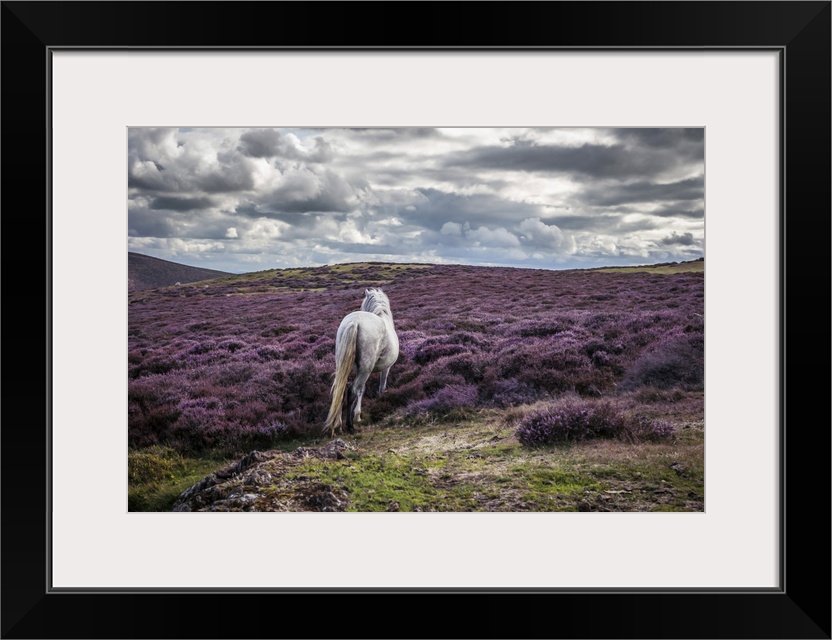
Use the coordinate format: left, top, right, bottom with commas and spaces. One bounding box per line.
128, 127, 704, 273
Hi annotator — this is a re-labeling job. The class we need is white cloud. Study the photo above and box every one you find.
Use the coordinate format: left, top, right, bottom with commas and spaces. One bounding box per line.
466, 225, 520, 248
246, 219, 288, 241
517, 217, 576, 255
170, 239, 225, 254
441, 221, 463, 236
439, 221, 520, 248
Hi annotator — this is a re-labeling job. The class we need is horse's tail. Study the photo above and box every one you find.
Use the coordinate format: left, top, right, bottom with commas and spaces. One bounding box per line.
324, 321, 358, 438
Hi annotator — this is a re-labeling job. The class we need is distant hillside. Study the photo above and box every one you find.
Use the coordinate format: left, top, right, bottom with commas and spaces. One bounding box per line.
590, 257, 704, 275
128, 252, 231, 292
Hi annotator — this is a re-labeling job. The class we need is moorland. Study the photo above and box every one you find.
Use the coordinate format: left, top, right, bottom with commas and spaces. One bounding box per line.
128, 258, 704, 512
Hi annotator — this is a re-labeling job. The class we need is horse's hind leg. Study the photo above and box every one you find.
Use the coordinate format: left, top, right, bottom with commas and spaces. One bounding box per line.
379, 367, 390, 394
347, 369, 371, 433
344, 386, 354, 434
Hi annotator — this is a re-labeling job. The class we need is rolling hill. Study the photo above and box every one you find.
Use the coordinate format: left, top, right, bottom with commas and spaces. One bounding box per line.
128, 252, 231, 292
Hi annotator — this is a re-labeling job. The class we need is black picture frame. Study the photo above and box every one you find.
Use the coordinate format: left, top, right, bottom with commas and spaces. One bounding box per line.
3, 2, 829, 638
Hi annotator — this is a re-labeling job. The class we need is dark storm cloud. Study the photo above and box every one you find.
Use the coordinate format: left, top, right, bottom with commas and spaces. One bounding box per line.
609, 128, 704, 154
230, 169, 358, 219
443, 127, 703, 182
345, 128, 443, 141
368, 163, 517, 193
659, 232, 698, 246
127, 127, 177, 157
445, 142, 677, 179
127, 128, 182, 191
539, 214, 607, 231
398, 188, 543, 231
128, 209, 179, 237
151, 196, 216, 211
539, 212, 657, 235
239, 129, 332, 162
258, 169, 357, 214
650, 204, 705, 219
365, 165, 514, 192
239, 129, 282, 157
129, 208, 238, 240
268, 191, 352, 214
615, 218, 661, 233
128, 131, 258, 195
196, 151, 257, 193
580, 176, 704, 207
128, 167, 169, 192
234, 206, 327, 229
233, 203, 262, 219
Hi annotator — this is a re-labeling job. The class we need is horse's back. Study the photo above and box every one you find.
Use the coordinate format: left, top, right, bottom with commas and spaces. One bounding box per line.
337, 310, 397, 371
338, 310, 381, 331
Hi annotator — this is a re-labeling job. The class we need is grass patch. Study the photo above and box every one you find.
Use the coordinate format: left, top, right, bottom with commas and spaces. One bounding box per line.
128, 446, 229, 511
281, 452, 478, 512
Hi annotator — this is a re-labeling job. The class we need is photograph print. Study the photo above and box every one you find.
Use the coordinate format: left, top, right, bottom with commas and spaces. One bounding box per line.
127, 127, 704, 513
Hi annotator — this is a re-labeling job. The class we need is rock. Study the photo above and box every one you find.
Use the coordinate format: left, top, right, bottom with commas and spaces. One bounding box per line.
298, 484, 349, 511
172, 441, 353, 512
293, 439, 352, 460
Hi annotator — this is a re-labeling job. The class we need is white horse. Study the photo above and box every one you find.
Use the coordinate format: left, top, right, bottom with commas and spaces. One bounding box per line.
324, 288, 399, 437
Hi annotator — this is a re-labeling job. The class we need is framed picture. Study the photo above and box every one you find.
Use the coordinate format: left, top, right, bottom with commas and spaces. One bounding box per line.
5, 2, 829, 638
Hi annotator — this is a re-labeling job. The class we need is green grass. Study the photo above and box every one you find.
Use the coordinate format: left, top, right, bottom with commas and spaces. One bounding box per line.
128, 446, 230, 512
279, 450, 479, 511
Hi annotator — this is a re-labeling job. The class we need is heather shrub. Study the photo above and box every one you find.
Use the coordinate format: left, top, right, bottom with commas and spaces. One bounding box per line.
293, 359, 332, 394
217, 339, 246, 352
442, 351, 490, 383
210, 362, 256, 386
366, 376, 427, 420
405, 383, 479, 416
396, 330, 430, 358
515, 398, 675, 446
169, 401, 232, 452
128, 378, 185, 447
188, 340, 219, 355
510, 318, 574, 337
500, 337, 614, 396
620, 332, 704, 391
420, 369, 468, 396
260, 325, 298, 338
128, 349, 181, 379
633, 387, 687, 404
413, 339, 466, 364
167, 400, 293, 455
487, 378, 541, 407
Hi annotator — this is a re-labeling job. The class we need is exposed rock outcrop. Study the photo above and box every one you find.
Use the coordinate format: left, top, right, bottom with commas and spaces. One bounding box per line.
173, 439, 352, 512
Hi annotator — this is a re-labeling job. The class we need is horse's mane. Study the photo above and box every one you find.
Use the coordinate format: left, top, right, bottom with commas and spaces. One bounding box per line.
361, 287, 392, 317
